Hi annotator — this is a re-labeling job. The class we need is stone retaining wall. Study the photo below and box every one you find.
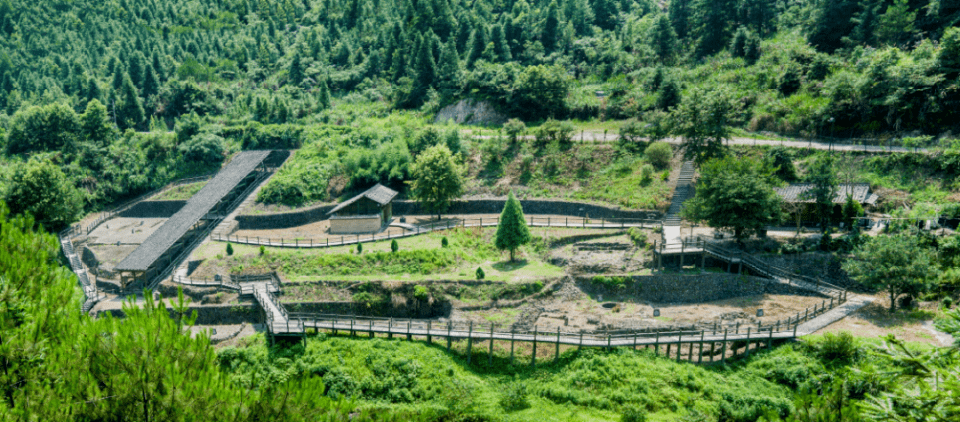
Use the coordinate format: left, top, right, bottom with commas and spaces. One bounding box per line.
577, 273, 824, 304
96, 304, 260, 325
119, 200, 188, 218
237, 199, 662, 230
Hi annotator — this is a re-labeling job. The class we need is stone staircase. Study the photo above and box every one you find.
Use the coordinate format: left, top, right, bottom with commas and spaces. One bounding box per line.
663, 161, 696, 228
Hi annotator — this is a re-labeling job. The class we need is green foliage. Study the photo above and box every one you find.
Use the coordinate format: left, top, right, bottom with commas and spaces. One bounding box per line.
226, 242, 234, 256
640, 164, 655, 184
441, 236, 449, 248
476, 266, 485, 280
843, 234, 936, 311
673, 87, 737, 165
495, 191, 531, 262
357, 242, 363, 254
682, 156, 782, 240
179, 133, 225, 165
6, 103, 80, 154
533, 119, 575, 149
591, 275, 629, 289
620, 405, 648, 422
842, 194, 864, 230
4, 158, 83, 231
802, 155, 839, 233
644, 141, 673, 170
513, 65, 569, 120
410, 144, 464, 219
810, 332, 861, 365
391, 239, 399, 253
259, 245, 266, 256
499, 382, 530, 411
627, 227, 648, 248
413, 285, 429, 301
503, 118, 526, 144
765, 146, 797, 182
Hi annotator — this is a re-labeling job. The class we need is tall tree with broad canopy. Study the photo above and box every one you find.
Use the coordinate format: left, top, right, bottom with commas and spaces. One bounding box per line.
842, 234, 934, 311
409, 144, 465, 220
495, 191, 531, 262
802, 155, 839, 234
672, 87, 737, 165
681, 156, 782, 241
4, 158, 83, 231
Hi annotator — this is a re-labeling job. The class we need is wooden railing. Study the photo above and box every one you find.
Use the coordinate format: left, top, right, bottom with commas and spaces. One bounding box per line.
212, 216, 661, 249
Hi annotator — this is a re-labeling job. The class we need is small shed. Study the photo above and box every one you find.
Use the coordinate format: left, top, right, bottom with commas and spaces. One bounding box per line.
327, 183, 398, 234
774, 183, 879, 222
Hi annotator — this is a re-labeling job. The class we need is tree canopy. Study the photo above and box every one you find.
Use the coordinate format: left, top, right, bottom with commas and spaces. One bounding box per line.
495, 191, 532, 262
842, 234, 935, 311
681, 156, 782, 240
409, 144, 464, 220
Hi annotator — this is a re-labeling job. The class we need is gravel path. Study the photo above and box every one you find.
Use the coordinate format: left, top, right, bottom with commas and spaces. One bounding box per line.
796, 295, 875, 336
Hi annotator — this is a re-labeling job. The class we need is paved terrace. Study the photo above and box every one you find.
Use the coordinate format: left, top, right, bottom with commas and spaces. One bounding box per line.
116, 151, 271, 273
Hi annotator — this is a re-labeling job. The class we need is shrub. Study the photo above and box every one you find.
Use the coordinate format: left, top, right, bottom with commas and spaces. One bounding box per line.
943, 296, 954, 309
503, 118, 526, 144
179, 133, 225, 165
814, 332, 860, 365
640, 164, 655, 184
226, 243, 234, 256
620, 405, 647, 422
357, 243, 363, 254
644, 141, 672, 169
499, 382, 530, 412
259, 245, 265, 256
476, 267, 485, 280
391, 239, 399, 253
533, 119, 575, 149
441, 237, 448, 248
627, 227, 648, 248
413, 285, 429, 301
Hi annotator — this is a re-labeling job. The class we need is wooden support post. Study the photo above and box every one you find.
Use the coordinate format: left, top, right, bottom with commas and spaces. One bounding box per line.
655, 331, 660, 356
467, 322, 473, 364
578, 330, 583, 351
388, 318, 393, 339
698, 331, 704, 364
721, 330, 728, 364
406, 320, 412, 341
709, 340, 715, 362
369, 320, 373, 338
489, 325, 495, 366
350, 318, 355, 337
767, 327, 774, 350
510, 329, 515, 364
427, 321, 432, 344
447, 322, 452, 351
633, 332, 638, 350
555, 327, 561, 362
680, 240, 685, 271
667, 343, 672, 359
531, 327, 538, 368
745, 327, 752, 357
675, 332, 682, 362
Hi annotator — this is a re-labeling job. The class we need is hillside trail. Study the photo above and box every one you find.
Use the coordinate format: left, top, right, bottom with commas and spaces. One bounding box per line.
468, 131, 926, 154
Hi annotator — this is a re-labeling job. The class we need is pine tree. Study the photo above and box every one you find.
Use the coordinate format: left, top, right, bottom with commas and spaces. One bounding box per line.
495, 191, 531, 262
437, 38, 462, 97
82, 99, 116, 146
467, 25, 487, 68
129, 53, 144, 89
491, 24, 512, 61
542, 1, 562, 52
694, 0, 736, 57
413, 34, 438, 105
112, 68, 125, 90
318, 78, 331, 109
593, 0, 619, 31
142, 64, 160, 98
288, 52, 304, 86
85, 77, 101, 103
117, 75, 144, 130
649, 13, 678, 64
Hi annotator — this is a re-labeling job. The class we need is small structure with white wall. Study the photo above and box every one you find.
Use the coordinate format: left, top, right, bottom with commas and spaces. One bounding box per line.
327, 183, 398, 234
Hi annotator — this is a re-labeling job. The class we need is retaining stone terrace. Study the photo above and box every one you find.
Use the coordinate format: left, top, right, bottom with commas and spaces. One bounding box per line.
576, 273, 826, 304
119, 200, 188, 218
96, 304, 261, 325
284, 300, 452, 319
236, 199, 664, 230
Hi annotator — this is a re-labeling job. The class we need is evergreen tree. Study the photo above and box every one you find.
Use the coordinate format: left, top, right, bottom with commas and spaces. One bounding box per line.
801, 155, 839, 234
81, 99, 115, 146
669, 0, 692, 39
808, 0, 860, 52
467, 25, 487, 68
111, 68, 125, 90
491, 24, 512, 61
117, 74, 144, 130
592, 0, 619, 31
318, 78, 331, 109
495, 191, 531, 262
542, 1, 562, 52
437, 38, 462, 97
85, 76, 101, 103
288, 52, 304, 86
413, 34, 437, 104
649, 13, 678, 64
142, 64, 160, 98
694, 0, 736, 57
129, 52, 144, 89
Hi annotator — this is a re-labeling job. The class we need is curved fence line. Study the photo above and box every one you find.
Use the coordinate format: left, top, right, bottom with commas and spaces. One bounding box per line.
212, 216, 661, 249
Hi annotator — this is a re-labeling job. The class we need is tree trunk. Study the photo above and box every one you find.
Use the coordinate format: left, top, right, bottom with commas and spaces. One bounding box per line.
889, 290, 897, 312
510, 248, 515, 262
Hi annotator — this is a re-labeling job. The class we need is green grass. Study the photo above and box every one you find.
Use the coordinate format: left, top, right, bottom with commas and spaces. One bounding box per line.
220, 334, 872, 421
151, 181, 207, 200
196, 227, 564, 282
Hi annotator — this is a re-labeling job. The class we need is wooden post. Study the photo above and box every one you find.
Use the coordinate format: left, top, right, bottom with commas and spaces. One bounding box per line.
555, 327, 561, 362
531, 327, 538, 367
388, 318, 393, 339
654, 331, 660, 356
406, 320, 412, 341
680, 240, 685, 271
709, 339, 716, 362
427, 320, 432, 344
767, 327, 774, 350
633, 332, 638, 350
675, 332, 682, 362
698, 331, 704, 363
489, 324, 495, 366
467, 322, 473, 364
721, 330, 728, 364
578, 330, 583, 351
447, 322, 452, 351
350, 318, 355, 336
510, 329, 515, 364
745, 327, 752, 357
369, 320, 373, 338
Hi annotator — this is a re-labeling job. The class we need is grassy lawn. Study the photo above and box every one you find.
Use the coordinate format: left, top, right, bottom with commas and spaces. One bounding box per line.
195, 227, 564, 282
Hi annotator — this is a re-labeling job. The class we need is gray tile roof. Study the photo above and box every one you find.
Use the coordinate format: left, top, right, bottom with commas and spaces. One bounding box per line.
116, 151, 271, 272
327, 183, 399, 216
775, 183, 879, 205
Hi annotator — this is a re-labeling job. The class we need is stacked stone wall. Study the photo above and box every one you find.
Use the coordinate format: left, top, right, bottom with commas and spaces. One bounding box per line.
577, 273, 824, 304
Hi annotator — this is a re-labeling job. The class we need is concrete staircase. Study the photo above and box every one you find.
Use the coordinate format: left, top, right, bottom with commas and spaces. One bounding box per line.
663, 161, 696, 228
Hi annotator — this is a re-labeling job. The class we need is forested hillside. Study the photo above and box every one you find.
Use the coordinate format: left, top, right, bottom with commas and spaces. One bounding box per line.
2, 0, 960, 230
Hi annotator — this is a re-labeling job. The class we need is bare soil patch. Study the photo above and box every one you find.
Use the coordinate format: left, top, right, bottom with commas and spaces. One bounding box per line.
818, 292, 949, 346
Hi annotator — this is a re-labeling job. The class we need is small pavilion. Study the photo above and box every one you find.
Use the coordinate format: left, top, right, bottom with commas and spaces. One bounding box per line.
327, 183, 398, 234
